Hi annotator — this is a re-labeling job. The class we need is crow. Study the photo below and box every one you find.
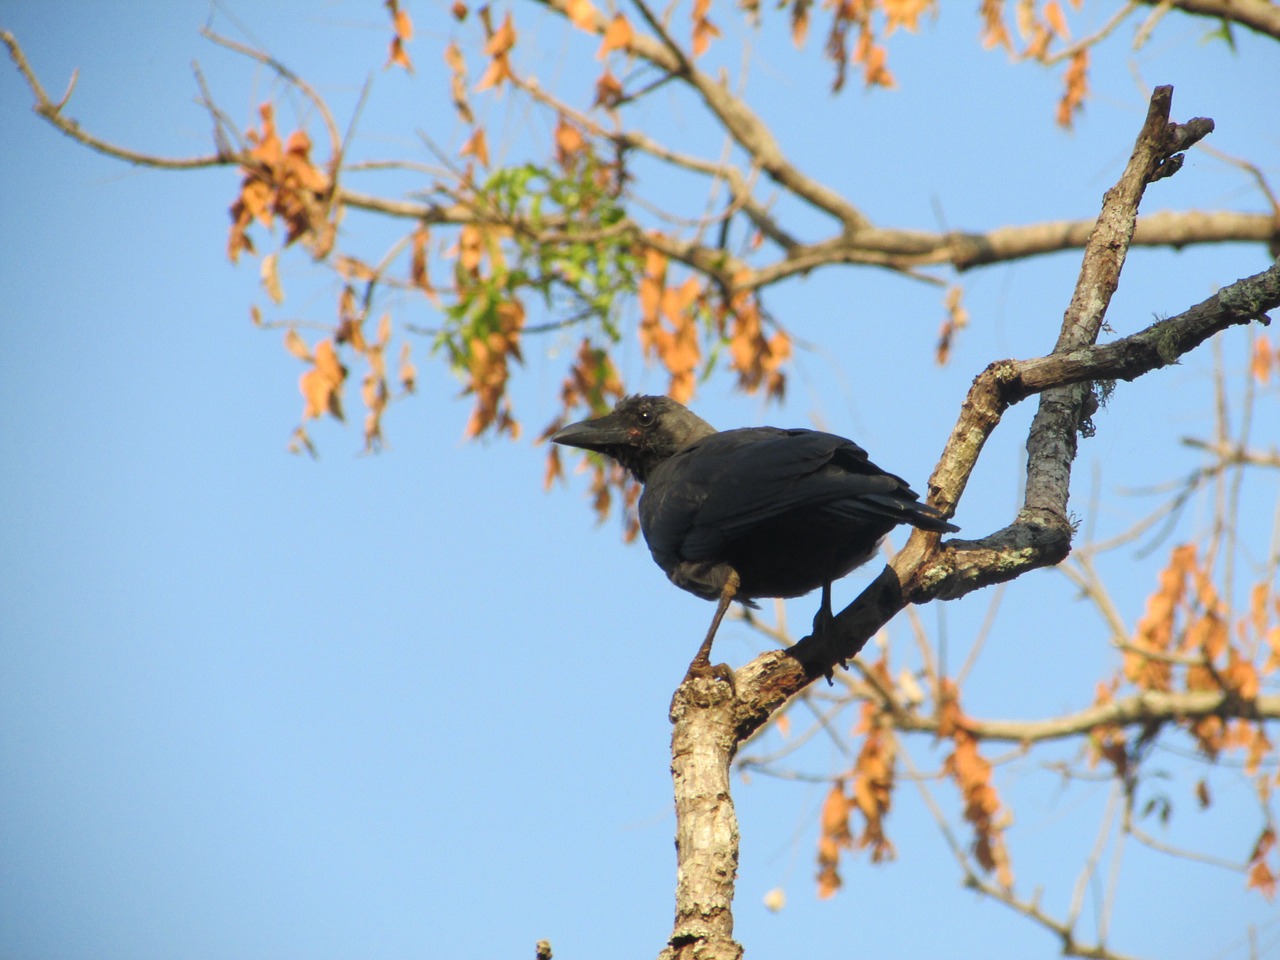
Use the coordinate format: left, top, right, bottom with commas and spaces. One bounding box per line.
552, 395, 958, 677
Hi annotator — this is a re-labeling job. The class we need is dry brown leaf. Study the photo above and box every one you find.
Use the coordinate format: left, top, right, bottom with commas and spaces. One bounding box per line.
691, 0, 720, 58
1252, 334, 1274, 384
261, 251, 284, 305
597, 13, 634, 58
399, 341, 417, 394
394, 5, 413, 40
1056, 49, 1089, 128
1195, 778, 1212, 809
314, 339, 346, 386
283, 329, 312, 362
791, 1, 809, 47
883, 0, 934, 34
387, 36, 414, 72
594, 68, 624, 110
460, 126, 490, 168
335, 255, 377, 282
979, 0, 1012, 50
554, 116, 585, 165
300, 367, 336, 420
484, 11, 516, 56
1043, 0, 1070, 38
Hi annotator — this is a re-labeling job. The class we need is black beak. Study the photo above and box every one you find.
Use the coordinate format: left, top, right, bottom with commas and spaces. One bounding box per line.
551, 412, 634, 453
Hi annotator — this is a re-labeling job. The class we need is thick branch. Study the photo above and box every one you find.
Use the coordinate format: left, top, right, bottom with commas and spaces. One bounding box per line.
1024, 87, 1203, 527
727, 88, 1253, 741
896, 689, 1280, 743
1138, 0, 1280, 39
661, 680, 743, 960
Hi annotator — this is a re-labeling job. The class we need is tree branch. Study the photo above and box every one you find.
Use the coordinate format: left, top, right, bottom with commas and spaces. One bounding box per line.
3, 29, 231, 169
532, 0, 870, 231
1137, 0, 1280, 40
895, 689, 1280, 742
724, 88, 1267, 742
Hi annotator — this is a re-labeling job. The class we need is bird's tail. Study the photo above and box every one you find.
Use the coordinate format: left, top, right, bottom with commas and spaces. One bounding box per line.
862, 494, 959, 533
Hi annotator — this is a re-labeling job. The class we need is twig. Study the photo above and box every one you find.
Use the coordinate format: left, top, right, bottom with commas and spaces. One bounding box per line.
199, 27, 342, 159
3, 30, 231, 169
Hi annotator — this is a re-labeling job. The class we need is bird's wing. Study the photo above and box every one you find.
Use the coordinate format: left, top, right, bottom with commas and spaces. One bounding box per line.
642, 427, 908, 562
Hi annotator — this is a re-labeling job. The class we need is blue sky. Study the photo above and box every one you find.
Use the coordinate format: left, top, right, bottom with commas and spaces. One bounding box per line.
2, 3, 1278, 959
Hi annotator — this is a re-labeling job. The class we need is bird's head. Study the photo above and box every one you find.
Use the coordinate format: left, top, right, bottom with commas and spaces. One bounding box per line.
551, 395, 716, 483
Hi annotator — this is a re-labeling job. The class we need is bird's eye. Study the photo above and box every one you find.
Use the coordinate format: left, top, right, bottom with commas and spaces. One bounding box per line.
637, 408, 655, 426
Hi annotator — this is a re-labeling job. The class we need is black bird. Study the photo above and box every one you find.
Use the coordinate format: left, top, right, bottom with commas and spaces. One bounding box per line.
552, 395, 958, 676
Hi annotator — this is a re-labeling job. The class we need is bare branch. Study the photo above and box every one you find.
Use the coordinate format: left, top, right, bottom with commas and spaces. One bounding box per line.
1136, 0, 1280, 40
893, 689, 1280, 743
900, 746, 1141, 960
198, 27, 343, 160
533, 0, 870, 231
3, 30, 231, 169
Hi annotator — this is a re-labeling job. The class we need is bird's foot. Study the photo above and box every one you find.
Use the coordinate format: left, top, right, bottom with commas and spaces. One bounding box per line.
805, 584, 843, 684
683, 656, 737, 693
810, 605, 835, 642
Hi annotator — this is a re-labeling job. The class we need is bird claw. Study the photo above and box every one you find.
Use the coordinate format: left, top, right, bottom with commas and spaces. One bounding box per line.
683, 658, 737, 694
810, 606, 834, 641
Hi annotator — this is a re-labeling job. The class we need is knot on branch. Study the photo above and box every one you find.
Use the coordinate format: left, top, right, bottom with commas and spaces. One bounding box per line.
1151, 115, 1215, 183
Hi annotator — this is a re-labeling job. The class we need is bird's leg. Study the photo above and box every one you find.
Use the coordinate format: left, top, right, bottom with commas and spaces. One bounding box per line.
684, 569, 739, 687
811, 581, 834, 640
809, 581, 846, 682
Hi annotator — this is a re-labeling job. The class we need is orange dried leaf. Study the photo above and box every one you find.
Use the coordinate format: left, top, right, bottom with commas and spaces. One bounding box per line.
399, 341, 417, 394
1248, 860, 1277, 900
597, 13, 633, 58
1195, 778, 1211, 808
388, 36, 414, 72
791, 3, 809, 47
1250, 581, 1272, 637
444, 39, 466, 73
820, 782, 852, 844
816, 864, 841, 899
1265, 625, 1280, 674
1252, 334, 1274, 384
883, 0, 933, 34
1044, 0, 1070, 38
394, 6, 413, 41
1248, 827, 1278, 899
460, 126, 490, 168
261, 251, 284, 305
1014, 0, 1037, 40
566, 0, 597, 31
335, 255, 377, 282
980, 0, 1012, 51
691, 0, 720, 58
554, 116, 586, 163
485, 11, 516, 56
775, 712, 791, 738
1056, 49, 1089, 129
314, 339, 346, 387
475, 55, 513, 92
300, 368, 334, 420
284, 329, 312, 362
594, 68, 624, 110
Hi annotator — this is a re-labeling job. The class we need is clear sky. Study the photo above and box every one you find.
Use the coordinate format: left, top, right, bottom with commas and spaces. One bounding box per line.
2, 3, 1277, 959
